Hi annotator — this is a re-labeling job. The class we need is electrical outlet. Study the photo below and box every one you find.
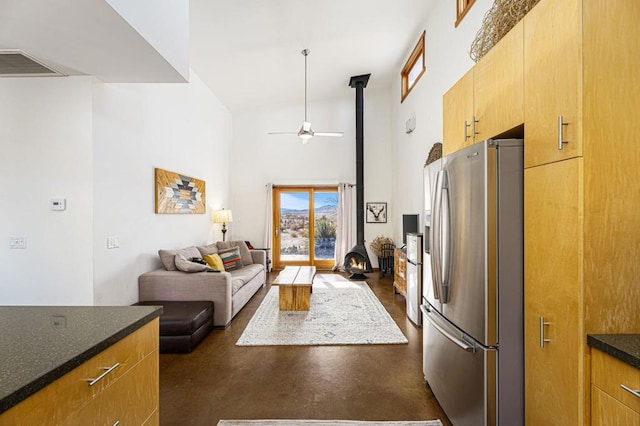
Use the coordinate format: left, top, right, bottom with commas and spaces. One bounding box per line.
51, 315, 67, 328
50, 198, 66, 211
106, 236, 120, 249
9, 237, 26, 249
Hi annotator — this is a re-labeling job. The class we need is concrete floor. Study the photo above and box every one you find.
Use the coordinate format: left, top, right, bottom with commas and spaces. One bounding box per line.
158, 271, 451, 426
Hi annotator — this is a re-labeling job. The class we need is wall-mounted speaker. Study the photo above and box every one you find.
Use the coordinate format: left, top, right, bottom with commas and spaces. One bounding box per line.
405, 116, 416, 134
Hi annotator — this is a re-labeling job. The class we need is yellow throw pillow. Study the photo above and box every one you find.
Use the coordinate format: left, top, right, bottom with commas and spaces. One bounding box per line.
204, 253, 225, 271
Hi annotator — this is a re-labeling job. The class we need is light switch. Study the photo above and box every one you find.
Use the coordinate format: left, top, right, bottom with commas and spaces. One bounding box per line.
9, 237, 26, 249
107, 236, 120, 249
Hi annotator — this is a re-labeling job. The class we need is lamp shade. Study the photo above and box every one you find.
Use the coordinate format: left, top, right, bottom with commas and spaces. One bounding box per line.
212, 209, 233, 224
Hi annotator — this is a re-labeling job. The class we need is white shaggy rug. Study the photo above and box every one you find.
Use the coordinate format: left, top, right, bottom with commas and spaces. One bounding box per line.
236, 275, 408, 346
218, 421, 443, 426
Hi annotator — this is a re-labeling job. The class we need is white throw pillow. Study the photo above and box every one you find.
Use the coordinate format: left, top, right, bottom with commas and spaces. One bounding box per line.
175, 253, 209, 273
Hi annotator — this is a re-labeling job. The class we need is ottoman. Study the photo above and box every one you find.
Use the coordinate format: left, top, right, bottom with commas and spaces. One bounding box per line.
134, 300, 214, 353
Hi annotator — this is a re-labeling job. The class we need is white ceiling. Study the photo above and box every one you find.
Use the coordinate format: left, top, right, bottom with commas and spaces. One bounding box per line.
189, 0, 436, 112
0, 0, 188, 82
0, 0, 436, 111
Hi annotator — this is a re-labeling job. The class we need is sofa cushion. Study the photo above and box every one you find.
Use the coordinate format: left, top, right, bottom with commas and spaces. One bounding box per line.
230, 264, 264, 294
178, 246, 202, 259
197, 243, 218, 257
218, 247, 243, 271
217, 240, 253, 265
158, 249, 178, 271
203, 253, 225, 271
175, 253, 209, 272
158, 246, 201, 271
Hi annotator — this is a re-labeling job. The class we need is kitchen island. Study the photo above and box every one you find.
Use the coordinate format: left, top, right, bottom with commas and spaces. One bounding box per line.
0, 305, 162, 424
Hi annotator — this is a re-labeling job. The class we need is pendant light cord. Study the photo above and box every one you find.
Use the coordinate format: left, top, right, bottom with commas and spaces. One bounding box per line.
302, 49, 309, 122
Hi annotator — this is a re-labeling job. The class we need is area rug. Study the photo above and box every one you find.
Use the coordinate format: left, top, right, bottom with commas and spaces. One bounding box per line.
218, 421, 443, 426
236, 275, 408, 346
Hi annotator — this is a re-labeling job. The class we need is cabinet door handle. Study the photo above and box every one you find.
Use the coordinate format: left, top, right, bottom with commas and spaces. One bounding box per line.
113, 422, 121, 426
464, 120, 471, 141
87, 362, 120, 386
539, 316, 551, 348
472, 116, 479, 137
621, 384, 640, 399
558, 115, 569, 150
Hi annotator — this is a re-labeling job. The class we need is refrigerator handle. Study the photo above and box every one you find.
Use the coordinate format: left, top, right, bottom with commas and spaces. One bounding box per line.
421, 304, 475, 353
440, 170, 451, 304
430, 171, 443, 300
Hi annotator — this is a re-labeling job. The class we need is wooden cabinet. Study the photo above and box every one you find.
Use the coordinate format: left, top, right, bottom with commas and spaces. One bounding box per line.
524, 0, 582, 168
443, 68, 474, 155
590, 348, 640, 425
67, 351, 159, 426
0, 319, 159, 425
393, 248, 407, 296
524, 158, 583, 426
523, 0, 640, 423
443, 20, 523, 155
473, 19, 524, 142
592, 387, 640, 426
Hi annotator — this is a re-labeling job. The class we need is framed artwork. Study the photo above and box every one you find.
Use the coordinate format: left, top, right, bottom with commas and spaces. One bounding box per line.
366, 202, 387, 223
155, 168, 206, 214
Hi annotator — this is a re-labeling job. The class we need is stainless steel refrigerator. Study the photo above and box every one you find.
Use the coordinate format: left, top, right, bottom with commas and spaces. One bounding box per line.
405, 233, 423, 326
421, 139, 524, 426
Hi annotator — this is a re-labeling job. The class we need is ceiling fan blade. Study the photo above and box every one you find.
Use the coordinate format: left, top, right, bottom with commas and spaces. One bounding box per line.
267, 50, 344, 142
313, 132, 344, 137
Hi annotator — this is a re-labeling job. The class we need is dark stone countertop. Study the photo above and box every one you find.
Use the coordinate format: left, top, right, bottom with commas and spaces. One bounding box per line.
0, 305, 162, 414
587, 334, 640, 369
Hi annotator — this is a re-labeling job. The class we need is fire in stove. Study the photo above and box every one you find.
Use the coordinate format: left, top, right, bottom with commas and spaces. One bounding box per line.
349, 256, 366, 271
344, 244, 373, 280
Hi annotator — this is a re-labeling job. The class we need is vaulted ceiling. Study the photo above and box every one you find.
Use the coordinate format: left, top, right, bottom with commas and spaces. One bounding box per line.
189, 0, 436, 111
0, 0, 436, 112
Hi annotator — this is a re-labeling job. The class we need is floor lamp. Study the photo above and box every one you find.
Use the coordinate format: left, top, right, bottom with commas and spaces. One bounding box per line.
212, 209, 233, 242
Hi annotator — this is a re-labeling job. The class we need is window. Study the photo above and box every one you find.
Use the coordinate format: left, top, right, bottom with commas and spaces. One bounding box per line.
401, 31, 426, 102
272, 186, 338, 270
456, 0, 476, 27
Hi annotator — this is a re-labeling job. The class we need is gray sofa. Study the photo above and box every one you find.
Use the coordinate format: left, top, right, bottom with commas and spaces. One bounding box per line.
138, 241, 266, 327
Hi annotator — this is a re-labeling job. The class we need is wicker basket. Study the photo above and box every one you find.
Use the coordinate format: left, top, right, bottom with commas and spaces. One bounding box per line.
470, 0, 541, 62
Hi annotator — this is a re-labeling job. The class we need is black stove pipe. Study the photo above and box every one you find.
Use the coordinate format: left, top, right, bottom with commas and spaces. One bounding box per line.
348, 74, 370, 246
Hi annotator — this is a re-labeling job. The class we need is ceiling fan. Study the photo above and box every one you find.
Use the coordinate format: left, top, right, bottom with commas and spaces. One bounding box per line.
268, 49, 343, 143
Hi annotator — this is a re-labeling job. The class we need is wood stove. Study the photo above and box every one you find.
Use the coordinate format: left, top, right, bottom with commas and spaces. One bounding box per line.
344, 74, 373, 280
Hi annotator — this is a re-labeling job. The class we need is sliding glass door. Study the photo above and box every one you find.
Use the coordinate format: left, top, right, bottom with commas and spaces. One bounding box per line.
273, 186, 338, 270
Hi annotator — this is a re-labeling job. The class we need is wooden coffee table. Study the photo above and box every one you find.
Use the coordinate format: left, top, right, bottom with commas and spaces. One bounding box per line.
273, 266, 316, 311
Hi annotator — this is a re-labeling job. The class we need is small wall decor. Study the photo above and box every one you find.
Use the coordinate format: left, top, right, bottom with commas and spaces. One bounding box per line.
366, 202, 387, 223
155, 168, 206, 214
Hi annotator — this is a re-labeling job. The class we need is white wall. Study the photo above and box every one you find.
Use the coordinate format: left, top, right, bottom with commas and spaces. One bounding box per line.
0, 77, 95, 305
230, 86, 393, 265
390, 0, 493, 242
105, 0, 190, 80
230, 1, 496, 258
0, 1, 501, 304
92, 71, 232, 305
0, 70, 232, 306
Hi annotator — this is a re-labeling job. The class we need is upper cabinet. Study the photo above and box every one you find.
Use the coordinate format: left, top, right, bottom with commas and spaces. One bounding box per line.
524, 0, 582, 167
443, 20, 524, 155
474, 20, 524, 142
442, 68, 474, 155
